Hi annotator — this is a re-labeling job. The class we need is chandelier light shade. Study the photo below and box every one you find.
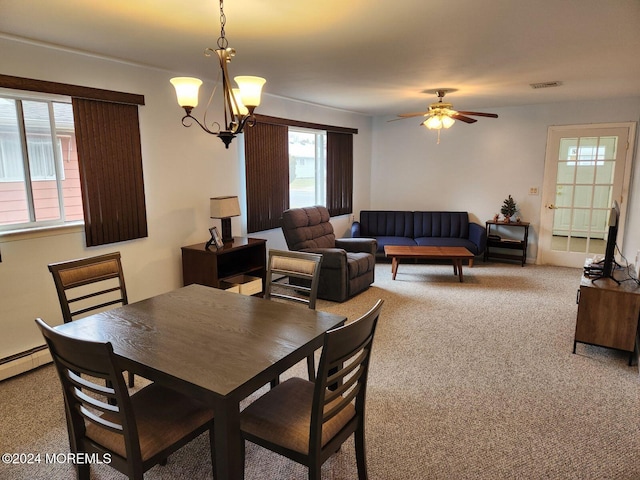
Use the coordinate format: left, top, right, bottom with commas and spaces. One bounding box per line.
210, 195, 241, 243
170, 77, 203, 111
170, 0, 265, 149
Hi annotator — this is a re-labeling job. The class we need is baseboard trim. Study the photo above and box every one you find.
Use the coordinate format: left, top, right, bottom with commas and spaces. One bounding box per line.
0, 346, 52, 381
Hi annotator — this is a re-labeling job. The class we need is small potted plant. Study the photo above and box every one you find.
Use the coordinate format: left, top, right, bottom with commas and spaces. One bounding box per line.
500, 195, 518, 223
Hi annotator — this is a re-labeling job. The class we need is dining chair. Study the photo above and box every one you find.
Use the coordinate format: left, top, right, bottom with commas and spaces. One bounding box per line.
35, 318, 215, 480
240, 299, 384, 480
47, 251, 135, 387
264, 249, 323, 385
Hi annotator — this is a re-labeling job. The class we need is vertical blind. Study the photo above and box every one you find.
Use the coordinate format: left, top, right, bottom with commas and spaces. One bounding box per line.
245, 122, 289, 233
326, 131, 353, 217
72, 99, 148, 246
244, 115, 356, 233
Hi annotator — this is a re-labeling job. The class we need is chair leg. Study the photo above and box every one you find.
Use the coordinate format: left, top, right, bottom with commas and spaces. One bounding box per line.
355, 425, 369, 480
76, 463, 90, 480
270, 376, 280, 389
209, 427, 216, 475
128, 371, 135, 387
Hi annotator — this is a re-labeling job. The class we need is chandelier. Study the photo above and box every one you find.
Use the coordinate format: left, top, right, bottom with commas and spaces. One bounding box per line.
170, 0, 266, 148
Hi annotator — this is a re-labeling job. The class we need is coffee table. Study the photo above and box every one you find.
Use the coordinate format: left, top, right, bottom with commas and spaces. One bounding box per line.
384, 245, 475, 282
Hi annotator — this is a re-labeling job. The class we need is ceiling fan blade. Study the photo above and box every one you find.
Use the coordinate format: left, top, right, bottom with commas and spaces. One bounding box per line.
396, 112, 429, 118
451, 114, 477, 124
387, 116, 413, 122
456, 111, 499, 118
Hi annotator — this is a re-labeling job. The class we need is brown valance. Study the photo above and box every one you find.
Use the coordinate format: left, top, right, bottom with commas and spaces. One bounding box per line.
0, 74, 144, 105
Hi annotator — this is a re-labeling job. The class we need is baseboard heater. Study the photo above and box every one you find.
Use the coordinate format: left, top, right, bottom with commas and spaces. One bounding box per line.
0, 345, 52, 381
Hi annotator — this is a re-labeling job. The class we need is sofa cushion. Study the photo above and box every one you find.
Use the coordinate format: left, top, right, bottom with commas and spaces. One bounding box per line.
359, 211, 414, 238
282, 206, 336, 250
415, 236, 480, 254
373, 236, 417, 254
414, 212, 469, 239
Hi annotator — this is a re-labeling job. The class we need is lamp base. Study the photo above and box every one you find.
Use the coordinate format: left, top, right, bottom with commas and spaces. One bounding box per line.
220, 217, 233, 243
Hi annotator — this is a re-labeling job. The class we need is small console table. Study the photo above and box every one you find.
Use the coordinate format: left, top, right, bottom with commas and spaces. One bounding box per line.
181, 237, 267, 294
484, 220, 529, 266
573, 267, 640, 369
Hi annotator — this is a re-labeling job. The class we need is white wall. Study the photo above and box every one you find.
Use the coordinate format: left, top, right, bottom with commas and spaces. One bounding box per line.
370, 98, 640, 262
0, 37, 371, 360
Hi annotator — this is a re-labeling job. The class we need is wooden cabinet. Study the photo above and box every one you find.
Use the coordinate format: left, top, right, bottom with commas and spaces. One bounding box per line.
573, 268, 640, 367
181, 237, 267, 293
484, 221, 529, 266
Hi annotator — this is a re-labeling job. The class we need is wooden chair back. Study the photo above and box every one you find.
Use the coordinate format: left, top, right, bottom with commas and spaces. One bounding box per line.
310, 299, 383, 468
239, 299, 384, 479
35, 318, 214, 480
36, 317, 143, 477
264, 249, 323, 310
48, 252, 128, 323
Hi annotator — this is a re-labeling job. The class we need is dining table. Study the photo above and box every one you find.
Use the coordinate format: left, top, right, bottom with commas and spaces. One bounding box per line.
54, 283, 347, 480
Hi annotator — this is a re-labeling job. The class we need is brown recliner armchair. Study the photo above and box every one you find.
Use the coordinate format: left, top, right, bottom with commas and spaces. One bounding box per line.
281, 206, 377, 302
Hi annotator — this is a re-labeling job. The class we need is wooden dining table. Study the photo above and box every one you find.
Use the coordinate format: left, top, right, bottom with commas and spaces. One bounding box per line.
54, 283, 346, 480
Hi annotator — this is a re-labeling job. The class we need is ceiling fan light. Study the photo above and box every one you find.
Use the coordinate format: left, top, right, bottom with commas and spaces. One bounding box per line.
424, 115, 443, 129
442, 115, 455, 129
170, 77, 203, 108
234, 76, 266, 109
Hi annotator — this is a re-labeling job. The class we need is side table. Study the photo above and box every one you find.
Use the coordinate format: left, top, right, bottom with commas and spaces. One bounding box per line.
181, 237, 267, 294
484, 221, 529, 266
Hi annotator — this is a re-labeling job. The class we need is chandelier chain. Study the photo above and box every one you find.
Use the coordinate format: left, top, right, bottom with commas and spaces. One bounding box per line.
217, 0, 228, 50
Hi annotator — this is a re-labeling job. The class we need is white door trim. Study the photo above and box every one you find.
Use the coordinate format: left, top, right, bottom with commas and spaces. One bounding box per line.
536, 122, 636, 266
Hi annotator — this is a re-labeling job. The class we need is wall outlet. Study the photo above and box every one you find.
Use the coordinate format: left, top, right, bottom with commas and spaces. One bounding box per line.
529, 187, 539, 195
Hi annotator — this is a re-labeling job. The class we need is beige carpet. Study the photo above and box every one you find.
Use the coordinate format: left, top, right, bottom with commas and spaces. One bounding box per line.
1, 262, 639, 479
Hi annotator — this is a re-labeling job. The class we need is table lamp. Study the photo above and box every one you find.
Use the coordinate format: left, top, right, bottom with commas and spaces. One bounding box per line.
210, 196, 241, 243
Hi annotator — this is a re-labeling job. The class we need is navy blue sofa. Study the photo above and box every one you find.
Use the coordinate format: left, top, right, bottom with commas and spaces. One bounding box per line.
351, 210, 487, 261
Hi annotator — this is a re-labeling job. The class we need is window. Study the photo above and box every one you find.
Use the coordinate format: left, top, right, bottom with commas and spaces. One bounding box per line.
0, 93, 82, 229
288, 128, 326, 208
0, 74, 147, 247
245, 115, 356, 233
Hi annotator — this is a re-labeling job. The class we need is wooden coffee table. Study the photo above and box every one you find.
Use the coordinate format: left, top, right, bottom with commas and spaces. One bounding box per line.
384, 245, 475, 282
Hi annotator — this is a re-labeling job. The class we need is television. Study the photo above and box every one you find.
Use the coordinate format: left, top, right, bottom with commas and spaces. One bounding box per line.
593, 200, 620, 283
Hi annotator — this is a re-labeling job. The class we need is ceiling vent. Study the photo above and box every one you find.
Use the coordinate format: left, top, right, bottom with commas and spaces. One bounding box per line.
530, 81, 563, 89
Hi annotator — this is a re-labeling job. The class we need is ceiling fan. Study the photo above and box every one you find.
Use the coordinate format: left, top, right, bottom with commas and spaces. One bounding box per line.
392, 89, 498, 142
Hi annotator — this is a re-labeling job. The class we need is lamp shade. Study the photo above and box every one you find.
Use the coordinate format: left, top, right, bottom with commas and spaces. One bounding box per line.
170, 77, 203, 108
231, 88, 249, 115
234, 76, 266, 108
210, 196, 241, 218
424, 115, 443, 130
442, 115, 456, 129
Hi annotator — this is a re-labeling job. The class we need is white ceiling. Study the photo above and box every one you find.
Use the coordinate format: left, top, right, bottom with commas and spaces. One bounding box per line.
1, 0, 639, 117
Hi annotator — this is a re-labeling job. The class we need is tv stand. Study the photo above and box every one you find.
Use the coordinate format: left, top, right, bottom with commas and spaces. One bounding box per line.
573, 266, 640, 369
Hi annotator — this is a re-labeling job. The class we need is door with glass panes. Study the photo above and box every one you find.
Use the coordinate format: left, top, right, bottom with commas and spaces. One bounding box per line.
538, 124, 634, 267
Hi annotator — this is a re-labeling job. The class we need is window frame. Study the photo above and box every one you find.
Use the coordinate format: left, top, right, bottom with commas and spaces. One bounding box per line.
0, 74, 147, 246
288, 126, 327, 209
0, 90, 78, 230
244, 114, 356, 233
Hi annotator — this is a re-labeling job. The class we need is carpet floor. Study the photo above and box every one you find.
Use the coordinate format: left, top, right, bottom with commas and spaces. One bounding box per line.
1, 261, 639, 479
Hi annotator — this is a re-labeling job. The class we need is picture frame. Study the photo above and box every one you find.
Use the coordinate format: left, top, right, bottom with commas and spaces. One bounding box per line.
205, 226, 224, 250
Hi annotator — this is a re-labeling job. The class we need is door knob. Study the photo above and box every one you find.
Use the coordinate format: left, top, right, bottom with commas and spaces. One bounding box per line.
546, 204, 557, 210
